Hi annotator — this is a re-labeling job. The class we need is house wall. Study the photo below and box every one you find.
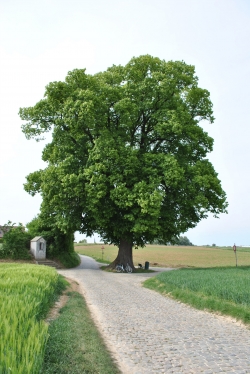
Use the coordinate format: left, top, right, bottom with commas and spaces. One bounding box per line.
30, 241, 37, 256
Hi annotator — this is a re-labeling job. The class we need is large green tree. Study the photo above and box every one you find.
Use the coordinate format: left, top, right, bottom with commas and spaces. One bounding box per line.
20, 55, 227, 269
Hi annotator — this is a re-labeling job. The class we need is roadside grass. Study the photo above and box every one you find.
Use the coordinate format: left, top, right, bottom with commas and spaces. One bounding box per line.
0, 263, 65, 374
94, 257, 111, 264
144, 266, 250, 324
76, 244, 250, 268
42, 290, 120, 374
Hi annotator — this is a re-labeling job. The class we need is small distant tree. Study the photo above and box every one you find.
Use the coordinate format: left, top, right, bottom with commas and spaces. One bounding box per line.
152, 235, 193, 246
151, 239, 161, 245
79, 239, 87, 244
175, 236, 193, 246
212, 243, 216, 247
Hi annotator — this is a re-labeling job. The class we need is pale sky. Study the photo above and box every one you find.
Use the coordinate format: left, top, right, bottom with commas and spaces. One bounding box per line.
1, 0, 250, 245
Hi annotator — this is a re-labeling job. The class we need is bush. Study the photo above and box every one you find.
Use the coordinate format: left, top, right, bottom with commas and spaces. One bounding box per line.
26, 216, 74, 257
1, 223, 32, 260
55, 252, 81, 268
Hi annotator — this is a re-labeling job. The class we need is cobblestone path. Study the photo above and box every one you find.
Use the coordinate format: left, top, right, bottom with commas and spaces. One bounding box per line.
58, 255, 250, 373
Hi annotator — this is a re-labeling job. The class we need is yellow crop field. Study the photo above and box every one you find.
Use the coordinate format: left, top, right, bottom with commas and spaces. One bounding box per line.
75, 244, 250, 268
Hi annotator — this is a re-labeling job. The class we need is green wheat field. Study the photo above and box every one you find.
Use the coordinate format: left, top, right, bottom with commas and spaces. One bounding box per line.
0, 263, 59, 374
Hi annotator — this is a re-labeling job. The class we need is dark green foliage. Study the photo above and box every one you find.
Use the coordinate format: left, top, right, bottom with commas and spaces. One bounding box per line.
1, 222, 32, 259
42, 291, 120, 374
26, 216, 80, 267
55, 251, 81, 268
46, 229, 74, 256
26, 216, 74, 257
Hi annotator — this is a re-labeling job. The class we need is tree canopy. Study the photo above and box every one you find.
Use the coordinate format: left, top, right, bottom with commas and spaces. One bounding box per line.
20, 55, 227, 268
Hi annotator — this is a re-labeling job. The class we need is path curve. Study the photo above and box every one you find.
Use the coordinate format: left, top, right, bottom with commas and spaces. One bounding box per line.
58, 255, 250, 373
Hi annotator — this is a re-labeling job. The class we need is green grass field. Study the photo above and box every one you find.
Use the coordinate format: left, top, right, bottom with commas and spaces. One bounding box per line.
144, 266, 250, 324
75, 244, 250, 268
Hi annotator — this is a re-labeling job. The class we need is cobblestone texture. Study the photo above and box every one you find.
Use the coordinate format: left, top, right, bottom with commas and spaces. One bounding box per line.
58, 255, 250, 373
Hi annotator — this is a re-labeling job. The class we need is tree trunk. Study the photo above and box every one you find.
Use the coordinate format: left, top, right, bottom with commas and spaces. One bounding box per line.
108, 237, 134, 270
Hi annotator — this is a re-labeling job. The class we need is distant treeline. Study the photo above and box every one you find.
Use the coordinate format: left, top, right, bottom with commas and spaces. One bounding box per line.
152, 236, 193, 246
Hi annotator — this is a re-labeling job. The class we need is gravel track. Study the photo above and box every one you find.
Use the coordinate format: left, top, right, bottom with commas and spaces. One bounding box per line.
58, 255, 250, 373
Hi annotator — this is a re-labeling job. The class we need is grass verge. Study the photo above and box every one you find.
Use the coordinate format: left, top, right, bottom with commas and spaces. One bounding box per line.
42, 290, 120, 374
144, 266, 250, 324
93, 257, 111, 264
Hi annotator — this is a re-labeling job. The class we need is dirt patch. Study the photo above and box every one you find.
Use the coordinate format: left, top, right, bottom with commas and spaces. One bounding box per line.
45, 277, 81, 323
